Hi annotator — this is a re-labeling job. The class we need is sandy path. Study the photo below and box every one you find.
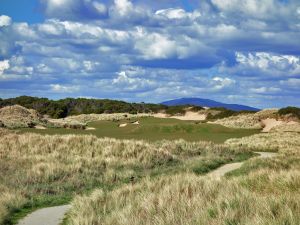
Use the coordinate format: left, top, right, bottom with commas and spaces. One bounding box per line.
17, 205, 71, 225
208, 151, 277, 180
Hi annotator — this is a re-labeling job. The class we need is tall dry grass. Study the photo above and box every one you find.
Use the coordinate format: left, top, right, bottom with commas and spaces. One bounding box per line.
67, 171, 300, 225
211, 109, 278, 129
49, 113, 150, 125
65, 130, 300, 225
0, 128, 250, 224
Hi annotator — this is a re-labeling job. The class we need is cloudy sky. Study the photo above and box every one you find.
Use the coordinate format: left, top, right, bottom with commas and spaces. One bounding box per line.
0, 0, 300, 108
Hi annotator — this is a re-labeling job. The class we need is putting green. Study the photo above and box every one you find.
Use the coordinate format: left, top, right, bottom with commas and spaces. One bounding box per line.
20, 117, 260, 143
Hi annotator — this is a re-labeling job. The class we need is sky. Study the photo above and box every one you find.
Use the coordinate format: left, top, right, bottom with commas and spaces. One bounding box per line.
0, 0, 300, 108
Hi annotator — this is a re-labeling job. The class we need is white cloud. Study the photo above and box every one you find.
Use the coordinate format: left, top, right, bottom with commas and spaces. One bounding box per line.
155, 8, 201, 20
50, 84, 80, 93
211, 77, 235, 90
0, 60, 10, 75
114, 0, 133, 16
38, 22, 65, 35
212, 0, 285, 20
135, 32, 176, 59
233, 52, 300, 76
249, 86, 281, 94
36, 63, 53, 74
0, 15, 12, 27
280, 78, 300, 88
112, 71, 157, 92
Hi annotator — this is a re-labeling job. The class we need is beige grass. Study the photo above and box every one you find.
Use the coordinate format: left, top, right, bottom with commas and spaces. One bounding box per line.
0, 128, 251, 224
211, 109, 279, 129
67, 171, 300, 225
0, 105, 44, 128
65, 129, 300, 225
50, 113, 150, 125
225, 132, 300, 154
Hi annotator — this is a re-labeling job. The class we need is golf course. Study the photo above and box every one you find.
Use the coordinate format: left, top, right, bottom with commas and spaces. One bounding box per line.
19, 117, 260, 143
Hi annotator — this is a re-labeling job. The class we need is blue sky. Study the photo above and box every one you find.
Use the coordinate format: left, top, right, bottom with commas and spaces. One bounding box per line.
0, 0, 299, 108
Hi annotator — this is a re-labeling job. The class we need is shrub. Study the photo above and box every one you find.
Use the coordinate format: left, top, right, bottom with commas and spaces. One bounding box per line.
278, 106, 300, 119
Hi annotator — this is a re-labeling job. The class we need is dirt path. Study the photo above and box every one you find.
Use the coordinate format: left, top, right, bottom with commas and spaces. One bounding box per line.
17, 205, 71, 225
208, 151, 278, 180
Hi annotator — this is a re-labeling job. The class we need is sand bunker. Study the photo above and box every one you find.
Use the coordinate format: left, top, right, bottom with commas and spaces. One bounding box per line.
85, 127, 96, 130
261, 118, 283, 132
119, 123, 127, 127
34, 125, 47, 130
153, 111, 207, 121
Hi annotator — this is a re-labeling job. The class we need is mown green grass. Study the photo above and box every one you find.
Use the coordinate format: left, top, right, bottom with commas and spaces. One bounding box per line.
19, 117, 259, 143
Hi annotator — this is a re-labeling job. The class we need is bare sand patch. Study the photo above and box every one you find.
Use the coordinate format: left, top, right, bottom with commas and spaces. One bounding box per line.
153, 111, 207, 121
119, 123, 127, 127
85, 127, 96, 130
34, 125, 46, 130
261, 118, 283, 132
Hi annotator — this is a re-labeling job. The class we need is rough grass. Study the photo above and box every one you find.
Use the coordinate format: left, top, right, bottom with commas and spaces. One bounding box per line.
64, 131, 300, 225
66, 171, 300, 225
0, 128, 252, 224
225, 131, 300, 177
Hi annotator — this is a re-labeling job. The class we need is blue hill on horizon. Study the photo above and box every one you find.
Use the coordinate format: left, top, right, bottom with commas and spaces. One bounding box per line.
161, 98, 260, 111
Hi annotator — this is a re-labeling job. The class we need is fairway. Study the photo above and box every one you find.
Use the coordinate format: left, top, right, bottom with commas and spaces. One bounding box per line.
20, 117, 260, 143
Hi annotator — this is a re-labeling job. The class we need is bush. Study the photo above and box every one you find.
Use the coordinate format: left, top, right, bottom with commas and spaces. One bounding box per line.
278, 106, 300, 119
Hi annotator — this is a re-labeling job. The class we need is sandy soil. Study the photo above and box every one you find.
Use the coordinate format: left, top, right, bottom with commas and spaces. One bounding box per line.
85, 127, 96, 130
153, 111, 207, 121
17, 205, 70, 225
34, 125, 47, 129
261, 118, 284, 132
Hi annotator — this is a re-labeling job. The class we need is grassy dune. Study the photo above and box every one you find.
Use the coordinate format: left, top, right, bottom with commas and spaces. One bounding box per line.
67, 172, 300, 225
0, 128, 252, 224
65, 131, 300, 225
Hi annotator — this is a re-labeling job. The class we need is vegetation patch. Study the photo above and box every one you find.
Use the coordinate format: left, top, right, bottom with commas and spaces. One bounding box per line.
278, 106, 300, 120
0, 128, 252, 224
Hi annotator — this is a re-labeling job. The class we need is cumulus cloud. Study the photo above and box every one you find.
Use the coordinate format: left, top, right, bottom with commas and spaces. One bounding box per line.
211, 77, 235, 90
221, 52, 300, 77
50, 84, 80, 93
0, 60, 10, 75
0, 15, 12, 27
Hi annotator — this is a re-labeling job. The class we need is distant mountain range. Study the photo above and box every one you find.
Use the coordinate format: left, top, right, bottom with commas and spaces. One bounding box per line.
161, 98, 260, 111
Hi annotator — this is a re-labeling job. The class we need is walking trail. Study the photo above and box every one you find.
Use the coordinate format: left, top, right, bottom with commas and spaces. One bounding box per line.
208, 151, 278, 180
17, 151, 277, 225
